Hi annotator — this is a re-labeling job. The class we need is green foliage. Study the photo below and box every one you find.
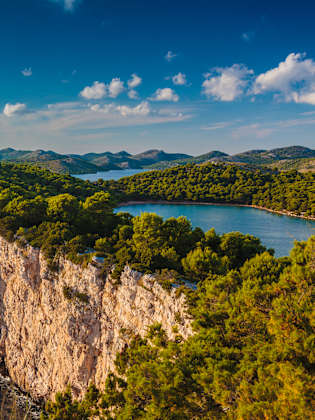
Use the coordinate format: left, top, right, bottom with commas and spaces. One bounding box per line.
104, 163, 315, 217
47, 194, 80, 223
0, 162, 269, 280
1, 162, 314, 419
96, 236, 313, 419
41, 232, 314, 419
41, 384, 100, 419
0, 162, 119, 268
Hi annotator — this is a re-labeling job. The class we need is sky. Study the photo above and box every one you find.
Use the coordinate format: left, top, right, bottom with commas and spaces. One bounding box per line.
1, 0, 315, 155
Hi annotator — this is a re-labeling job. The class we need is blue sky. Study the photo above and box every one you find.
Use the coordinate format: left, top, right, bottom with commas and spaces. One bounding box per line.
1, 0, 315, 155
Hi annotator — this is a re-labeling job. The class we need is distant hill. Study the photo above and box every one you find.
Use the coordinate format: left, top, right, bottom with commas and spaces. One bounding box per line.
147, 151, 228, 169
0, 148, 101, 174
0, 145, 313, 174
147, 146, 315, 171
269, 157, 315, 172
226, 146, 315, 165
0, 148, 192, 174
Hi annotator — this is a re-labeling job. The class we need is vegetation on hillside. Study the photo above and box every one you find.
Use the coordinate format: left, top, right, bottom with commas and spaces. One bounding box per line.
0, 148, 191, 174
270, 157, 315, 172
41, 236, 315, 419
0, 162, 314, 419
0, 162, 270, 278
1, 146, 314, 174
103, 163, 315, 217
147, 146, 315, 170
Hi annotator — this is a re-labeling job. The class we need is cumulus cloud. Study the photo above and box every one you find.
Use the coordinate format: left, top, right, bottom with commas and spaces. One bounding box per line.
165, 51, 177, 62
80, 78, 124, 100
0, 100, 191, 152
3, 103, 27, 117
89, 101, 150, 117
48, 0, 80, 12
21, 68, 32, 77
128, 74, 142, 89
202, 64, 253, 101
108, 78, 124, 98
116, 101, 150, 117
151, 88, 179, 102
253, 52, 315, 105
172, 72, 187, 85
128, 89, 139, 99
80, 81, 107, 100
89, 104, 115, 113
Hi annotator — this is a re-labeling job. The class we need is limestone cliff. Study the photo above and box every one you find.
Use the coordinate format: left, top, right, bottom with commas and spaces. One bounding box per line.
0, 237, 192, 400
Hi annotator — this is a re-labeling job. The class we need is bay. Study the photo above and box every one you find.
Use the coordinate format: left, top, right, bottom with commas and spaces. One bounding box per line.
115, 203, 315, 257
73, 168, 150, 182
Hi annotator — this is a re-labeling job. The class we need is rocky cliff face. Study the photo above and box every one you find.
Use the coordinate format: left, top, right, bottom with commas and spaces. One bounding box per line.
0, 237, 192, 400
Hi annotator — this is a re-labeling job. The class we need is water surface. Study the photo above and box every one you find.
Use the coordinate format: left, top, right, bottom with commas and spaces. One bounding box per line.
74, 168, 150, 181
115, 203, 314, 257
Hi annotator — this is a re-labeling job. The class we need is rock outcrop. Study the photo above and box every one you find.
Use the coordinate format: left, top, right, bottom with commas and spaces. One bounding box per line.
0, 237, 192, 399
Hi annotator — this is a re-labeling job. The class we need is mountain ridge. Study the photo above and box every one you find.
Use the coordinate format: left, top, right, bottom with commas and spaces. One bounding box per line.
0, 145, 314, 174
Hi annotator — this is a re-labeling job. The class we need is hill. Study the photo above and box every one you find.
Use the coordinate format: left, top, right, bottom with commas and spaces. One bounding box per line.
0, 148, 191, 174
0, 148, 101, 174
227, 145, 315, 165
147, 145, 315, 170
105, 162, 315, 218
147, 151, 228, 169
0, 162, 313, 419
0, 146, 314, 174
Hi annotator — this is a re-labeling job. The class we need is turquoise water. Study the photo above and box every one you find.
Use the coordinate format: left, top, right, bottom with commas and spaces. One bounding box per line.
74, 168, 150, 181
115, 203, 314, 257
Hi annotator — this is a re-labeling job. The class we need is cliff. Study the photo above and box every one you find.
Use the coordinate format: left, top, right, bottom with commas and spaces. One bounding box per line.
0, 237, 192, 400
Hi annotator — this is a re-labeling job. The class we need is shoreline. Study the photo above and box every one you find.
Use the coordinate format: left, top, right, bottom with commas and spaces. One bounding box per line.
117, 200, 315, 221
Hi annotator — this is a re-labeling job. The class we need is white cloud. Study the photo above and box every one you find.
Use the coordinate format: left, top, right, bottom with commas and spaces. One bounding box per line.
116, 101, 150, 117
3, 103, 27, 117
108, 78, 124, 98
0, 100, 191, 152
89, 104, 114, 113
48, 0, 80, 12
21, 68, 32, 77
165, 51, 177, 62
253, 53, 315, 104
0, 101, 188, 133
172, 72, 187, 85
202, 64, 253, 101
151, 88, 179, 102
80, 78, 125, 100
128, 74, 142, 89
80, 81, 107, 100
128, 89, 139, 99
89, 101, 150, 117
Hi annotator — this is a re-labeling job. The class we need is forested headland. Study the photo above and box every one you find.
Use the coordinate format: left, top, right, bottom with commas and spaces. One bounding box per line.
0, 162, 313, 419
102, 163, 315, 218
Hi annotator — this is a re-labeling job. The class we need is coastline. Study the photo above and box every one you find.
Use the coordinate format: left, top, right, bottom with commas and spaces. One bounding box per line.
117, 200, 315, 221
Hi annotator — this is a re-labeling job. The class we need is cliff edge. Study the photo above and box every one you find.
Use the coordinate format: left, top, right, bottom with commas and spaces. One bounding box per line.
0, 237, 192, 399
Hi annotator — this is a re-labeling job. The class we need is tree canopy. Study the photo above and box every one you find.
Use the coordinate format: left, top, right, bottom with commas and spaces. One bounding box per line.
103, 163, 315, 217
42, 236, 315, 419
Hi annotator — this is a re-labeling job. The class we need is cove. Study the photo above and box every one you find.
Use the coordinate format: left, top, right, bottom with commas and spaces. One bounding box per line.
115, 202, 315, 257
74, 168, 150, 182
